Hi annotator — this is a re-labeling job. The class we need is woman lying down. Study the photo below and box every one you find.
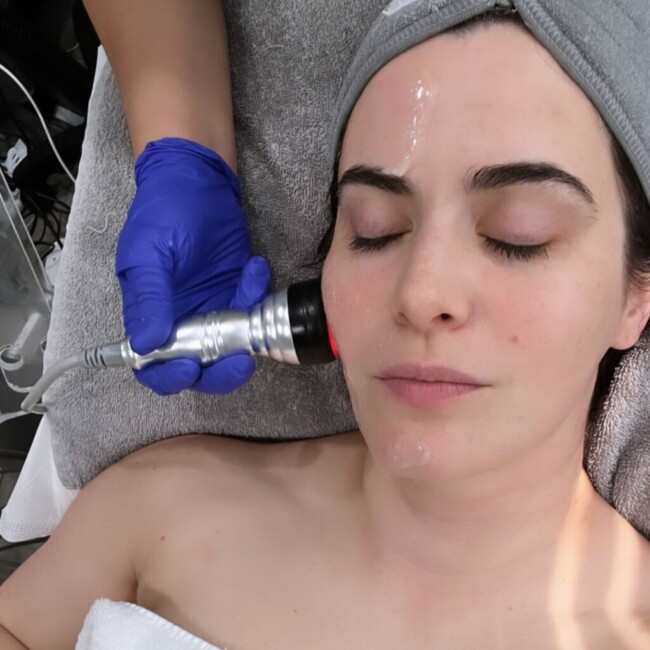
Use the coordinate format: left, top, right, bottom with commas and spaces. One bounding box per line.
3, 3, 650, 648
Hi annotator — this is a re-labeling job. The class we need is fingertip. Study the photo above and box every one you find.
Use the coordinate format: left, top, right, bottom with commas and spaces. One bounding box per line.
230, 256, 272, 310
192, 354, 256, 394
118, 265, 175, 352
134, 358, 201, 395
248, 255, 271, 281
129, 317, 173, 355
250, 256, 271, 291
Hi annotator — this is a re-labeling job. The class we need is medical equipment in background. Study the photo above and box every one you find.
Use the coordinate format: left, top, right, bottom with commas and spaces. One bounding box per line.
0, 167, 53, 423
0, 4, 95, 190
0, 2, 96, 428
21, 278, 340, 415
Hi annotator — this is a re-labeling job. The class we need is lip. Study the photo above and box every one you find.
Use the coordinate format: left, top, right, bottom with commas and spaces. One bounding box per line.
378, 364, 489, 407
379, 364, 487, 385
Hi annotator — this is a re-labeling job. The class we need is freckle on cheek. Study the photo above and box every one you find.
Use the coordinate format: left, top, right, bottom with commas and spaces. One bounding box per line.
510, 334, 519, 344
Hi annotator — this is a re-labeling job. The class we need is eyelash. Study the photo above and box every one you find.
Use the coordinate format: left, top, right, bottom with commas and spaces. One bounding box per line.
349, 233, 404, 252
349, 234, 549, 261
483, 237, 549, 261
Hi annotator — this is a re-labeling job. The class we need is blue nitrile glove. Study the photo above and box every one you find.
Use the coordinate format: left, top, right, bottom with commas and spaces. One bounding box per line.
115, 137, 271, 396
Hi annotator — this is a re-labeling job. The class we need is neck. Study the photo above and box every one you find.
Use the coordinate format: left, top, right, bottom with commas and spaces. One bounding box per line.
356, 423, 606, 595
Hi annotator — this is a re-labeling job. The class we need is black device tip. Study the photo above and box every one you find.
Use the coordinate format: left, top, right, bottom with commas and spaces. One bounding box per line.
287, 278, 336, 365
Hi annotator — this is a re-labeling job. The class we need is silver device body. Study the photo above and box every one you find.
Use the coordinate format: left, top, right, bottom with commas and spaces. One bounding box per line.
22, 279, 334, 415
117, 289, 299, 370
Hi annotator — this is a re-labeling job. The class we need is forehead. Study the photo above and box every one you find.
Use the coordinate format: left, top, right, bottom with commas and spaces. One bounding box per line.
339, 23, 613, 182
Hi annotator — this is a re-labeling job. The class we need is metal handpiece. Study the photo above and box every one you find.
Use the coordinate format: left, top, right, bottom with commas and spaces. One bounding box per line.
21, 277, 336, 414
118, 289, 299, 370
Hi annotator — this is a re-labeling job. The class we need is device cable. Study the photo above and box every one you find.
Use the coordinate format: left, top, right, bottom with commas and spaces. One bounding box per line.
0, 62, 76, 184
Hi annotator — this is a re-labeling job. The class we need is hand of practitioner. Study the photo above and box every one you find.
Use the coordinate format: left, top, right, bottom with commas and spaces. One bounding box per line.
116, 137, 271, 396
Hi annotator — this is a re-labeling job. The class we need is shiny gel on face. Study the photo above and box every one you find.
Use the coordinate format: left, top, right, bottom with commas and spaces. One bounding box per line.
388, 431, 432, 471
340, 65, 437, 179
391, 76, 437, 177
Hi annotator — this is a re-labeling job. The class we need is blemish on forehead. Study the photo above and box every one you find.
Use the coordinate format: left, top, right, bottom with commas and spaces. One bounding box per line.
510, 334, 520, 344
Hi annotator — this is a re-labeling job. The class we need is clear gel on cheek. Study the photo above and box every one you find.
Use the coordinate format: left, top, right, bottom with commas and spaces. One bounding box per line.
390, 76, 437, 177
322, 281, 339, 311
388, 432, 432, 471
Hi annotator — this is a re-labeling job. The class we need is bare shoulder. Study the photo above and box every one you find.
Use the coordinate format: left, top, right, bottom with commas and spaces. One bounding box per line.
631, 530, 650, 621
592, 513, 650, 648
124, 431, 367, 612
120, 429, 365, 484
115, 430, 367, 521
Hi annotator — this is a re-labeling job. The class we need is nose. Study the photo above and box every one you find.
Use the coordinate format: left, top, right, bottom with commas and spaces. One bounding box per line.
393, 228, 472, 334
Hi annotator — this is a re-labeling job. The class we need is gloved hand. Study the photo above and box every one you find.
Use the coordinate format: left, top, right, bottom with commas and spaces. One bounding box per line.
116, 137, 271, 396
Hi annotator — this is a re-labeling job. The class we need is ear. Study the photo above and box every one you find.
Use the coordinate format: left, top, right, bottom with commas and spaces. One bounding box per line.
611, 281, 650, 350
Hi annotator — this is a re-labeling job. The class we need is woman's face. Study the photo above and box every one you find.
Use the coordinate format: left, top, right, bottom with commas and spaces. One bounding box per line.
322, 23, 650, 480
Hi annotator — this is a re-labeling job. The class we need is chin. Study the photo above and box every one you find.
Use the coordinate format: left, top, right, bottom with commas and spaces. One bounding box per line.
361, 423, 468, 477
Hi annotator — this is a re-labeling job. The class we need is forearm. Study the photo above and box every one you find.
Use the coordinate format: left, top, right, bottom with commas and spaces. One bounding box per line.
82, 0, 237, 167
0, 624, 28, 649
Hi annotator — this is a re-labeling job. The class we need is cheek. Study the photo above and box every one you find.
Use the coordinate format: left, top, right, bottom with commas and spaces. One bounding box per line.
322, 247, 396, 389
323, 254, 383, 355
491, 248, 625, 383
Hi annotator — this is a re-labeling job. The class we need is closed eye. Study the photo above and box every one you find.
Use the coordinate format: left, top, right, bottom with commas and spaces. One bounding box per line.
483, 237, 549, 261
348, 233, 548, 261
349, 233, 405, 252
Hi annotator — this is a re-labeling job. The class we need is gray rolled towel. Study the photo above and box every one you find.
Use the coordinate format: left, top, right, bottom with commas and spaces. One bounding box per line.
585, 328, 650, 536
46, 0, 389, 487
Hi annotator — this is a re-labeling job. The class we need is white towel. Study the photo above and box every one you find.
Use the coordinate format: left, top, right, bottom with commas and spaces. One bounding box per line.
0, 415, 78, 542
76, 599, 225, 650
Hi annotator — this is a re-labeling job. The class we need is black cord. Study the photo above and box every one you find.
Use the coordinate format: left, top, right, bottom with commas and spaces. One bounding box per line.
21, 207, 43, 240
21, 208, 37, 236
30, 189, 70, 212
26, 205, 56, 259
0, 162, 69, 257
22, 191, 63, 250
22, 189, 68, 243
0, 449, 27, 460
31, 213, 47, 245
0, 537, 48, 553
35, 241, 55, 260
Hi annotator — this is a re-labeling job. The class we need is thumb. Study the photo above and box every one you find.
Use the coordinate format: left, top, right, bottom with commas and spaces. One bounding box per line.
229, 256, 271, 310
119, 265, 175, 354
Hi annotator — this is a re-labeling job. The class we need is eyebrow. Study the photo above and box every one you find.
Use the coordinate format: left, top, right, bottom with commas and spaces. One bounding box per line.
467, 162, 597, 209
337, 162, 597, 210
337, 165, 415, 199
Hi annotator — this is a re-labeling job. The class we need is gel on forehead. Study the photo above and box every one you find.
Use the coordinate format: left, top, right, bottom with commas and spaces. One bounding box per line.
342, 67, 437, 177
331, 0, 650, 210
392, 75, 437, 176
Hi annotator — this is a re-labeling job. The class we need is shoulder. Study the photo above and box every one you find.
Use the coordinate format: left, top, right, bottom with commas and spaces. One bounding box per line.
114, 432, 343, 491
587, 512, 650, 648
110, 430, 366, 527
629, 533, 650, 631
118, 429, 366, 485
106, 434, 275, 520
115, 431, 365, 589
